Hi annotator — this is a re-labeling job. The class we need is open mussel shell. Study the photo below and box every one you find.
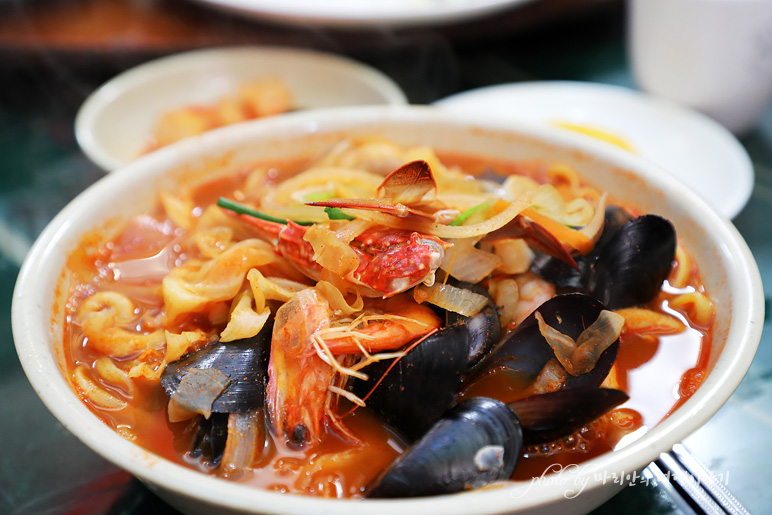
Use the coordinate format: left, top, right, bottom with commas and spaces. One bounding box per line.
161, 323, 272, 414
508, 388, 629, 445
530, 210, 675, 310
469, 293, 619, 391
530, 206, 632, 290
351, 324, 471, 442
592, 206, 638, 253
586, 215, 676, 310
458, 303, 502, 369
446, 282, 502, 369
366, 397, 522, 498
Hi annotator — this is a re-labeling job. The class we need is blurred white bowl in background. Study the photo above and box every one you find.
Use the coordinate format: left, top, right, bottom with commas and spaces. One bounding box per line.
75, 46, 408, 172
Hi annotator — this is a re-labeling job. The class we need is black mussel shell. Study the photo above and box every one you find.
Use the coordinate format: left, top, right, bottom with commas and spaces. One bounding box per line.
446, 282, 502, 370
458, 303, 502, 370
531, 210, 676, 311
586, 215, 676, 310
529, 251, 585, 290
351, 324, 471, 442
469, 293, 619, 391
161, 323, 272, 414
508, 388, 629, 445
189, 412, 229, 466
366, 397, 522, 498
594, 206, 637, 252
530, 206, 633, 290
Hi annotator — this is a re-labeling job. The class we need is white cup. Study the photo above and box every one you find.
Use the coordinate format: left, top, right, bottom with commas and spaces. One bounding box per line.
628, 0, 772, 135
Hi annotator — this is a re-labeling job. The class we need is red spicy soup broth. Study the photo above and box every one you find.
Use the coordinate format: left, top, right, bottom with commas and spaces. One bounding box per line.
58, 148, 713, 497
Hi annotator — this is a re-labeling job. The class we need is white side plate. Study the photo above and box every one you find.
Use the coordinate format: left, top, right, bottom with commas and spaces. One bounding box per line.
75, 46, 408, 171
435, 81, 754, 219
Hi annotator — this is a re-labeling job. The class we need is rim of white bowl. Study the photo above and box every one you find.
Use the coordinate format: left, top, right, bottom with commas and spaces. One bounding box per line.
74, 46, 409, 172
15, 105, 764, 514
187, 0, 535, 29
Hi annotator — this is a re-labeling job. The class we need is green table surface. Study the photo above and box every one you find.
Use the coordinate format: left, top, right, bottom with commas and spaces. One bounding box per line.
1, 4, 769, 514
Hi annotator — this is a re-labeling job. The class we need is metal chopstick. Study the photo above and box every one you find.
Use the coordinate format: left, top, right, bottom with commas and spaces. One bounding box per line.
645, 444, 751, 515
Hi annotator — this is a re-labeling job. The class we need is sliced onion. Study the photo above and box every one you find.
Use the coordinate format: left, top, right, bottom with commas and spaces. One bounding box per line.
271, 166, 383, 205
436, 192, 499, 213
313, 137, 405, 176
220, 410, 264, 476
332, 218, 372, 244
247, 268, 307, 303
528, 358, 567, 394
535, 310, 624, 376
303, 223, 360, 276
502, 174, 540, 200
574, 309, 625, 355
440, 238, 501, 283
219, 289, 271, 343
532, 185, 593, 227
316, 280, 364, 315
579, 192, 608, 244
413, 282, 488, 317
164, 329, 209, 363
319, 268, 381, 298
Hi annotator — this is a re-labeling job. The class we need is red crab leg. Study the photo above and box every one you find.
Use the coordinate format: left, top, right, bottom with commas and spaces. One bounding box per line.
307, 198, 436, 221
237, 215, 322, 276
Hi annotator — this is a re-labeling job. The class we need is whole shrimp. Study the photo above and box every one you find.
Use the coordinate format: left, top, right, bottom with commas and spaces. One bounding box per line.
266, 288, 335, 446
266, 287, 441, 446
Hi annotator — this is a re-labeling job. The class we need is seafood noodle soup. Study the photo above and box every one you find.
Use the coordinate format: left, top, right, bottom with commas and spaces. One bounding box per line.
60, 137, 714, 498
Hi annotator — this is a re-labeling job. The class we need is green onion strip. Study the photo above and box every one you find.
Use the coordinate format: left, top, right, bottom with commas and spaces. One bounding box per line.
217, 197, 354, 225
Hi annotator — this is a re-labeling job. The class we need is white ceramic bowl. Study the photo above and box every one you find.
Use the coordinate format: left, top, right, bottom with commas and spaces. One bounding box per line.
74, 46, 408, 172
14, 106, 763, 515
